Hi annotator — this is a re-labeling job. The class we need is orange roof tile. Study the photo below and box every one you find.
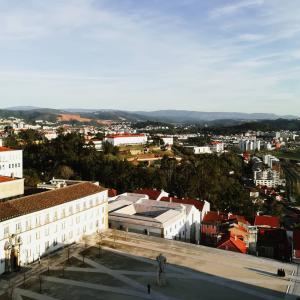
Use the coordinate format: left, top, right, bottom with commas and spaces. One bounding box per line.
0, 182, 106, 222
254, 215, 280, 228
0, 146, 15, 152
0, 176, 16, 183
160, 197, 205, 211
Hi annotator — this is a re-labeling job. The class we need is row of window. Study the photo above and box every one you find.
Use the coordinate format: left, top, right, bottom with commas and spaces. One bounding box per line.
3, 204, 105, 238
0, 163, 21, 170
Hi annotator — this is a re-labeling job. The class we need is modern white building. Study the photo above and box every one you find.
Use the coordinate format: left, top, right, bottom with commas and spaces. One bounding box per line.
239, 139, 261, 152
210, 141, 224, 153
0, 182, 108, 274
254, 169, 286, 188
193, 146, 212, 154
105, 133, 147, 146
108, 194, 201, 243
263, 155, 280, 168
161, 136, 174, 146
0, 147, 23, 178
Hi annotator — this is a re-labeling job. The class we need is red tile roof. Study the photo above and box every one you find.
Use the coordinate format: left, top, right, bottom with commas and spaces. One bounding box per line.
0, 182, 106, 222
254, 215, 280, 228
217, 236, 247, 253
160, 197, 205, 211
134, 189, 162, 200
108, 188, 118, 197
0, 176, 16, 183
210, 141, 222, 145
202, 211, 227, 223
0, 146, 14, 152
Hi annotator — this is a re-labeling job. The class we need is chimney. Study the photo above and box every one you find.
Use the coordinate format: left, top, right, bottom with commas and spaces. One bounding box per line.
170, 197, 173, 203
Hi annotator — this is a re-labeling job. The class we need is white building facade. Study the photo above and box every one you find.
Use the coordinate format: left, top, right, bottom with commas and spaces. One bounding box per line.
0, 182, 108, 274
108, 196, 201, 243
105, 134, 147, 146
0, 147, 23, 178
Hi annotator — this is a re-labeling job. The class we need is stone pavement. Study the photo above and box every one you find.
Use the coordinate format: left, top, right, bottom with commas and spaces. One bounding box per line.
0, 231, 298, 300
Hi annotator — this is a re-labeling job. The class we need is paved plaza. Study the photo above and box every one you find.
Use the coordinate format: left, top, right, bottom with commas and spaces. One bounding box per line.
0, 230, 299, 300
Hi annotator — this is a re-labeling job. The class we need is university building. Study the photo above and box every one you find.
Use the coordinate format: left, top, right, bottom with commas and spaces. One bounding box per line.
0, 144, 108, 275
0, 182, 108, 274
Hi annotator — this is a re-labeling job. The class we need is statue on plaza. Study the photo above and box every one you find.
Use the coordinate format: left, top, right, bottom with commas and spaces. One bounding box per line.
156, 253, 167, 286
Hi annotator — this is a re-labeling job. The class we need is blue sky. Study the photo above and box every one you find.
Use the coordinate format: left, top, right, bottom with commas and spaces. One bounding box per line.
0, 0, 299, 114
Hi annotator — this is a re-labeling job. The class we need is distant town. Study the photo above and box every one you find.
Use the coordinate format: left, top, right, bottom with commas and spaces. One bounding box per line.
0, 108, 299, 298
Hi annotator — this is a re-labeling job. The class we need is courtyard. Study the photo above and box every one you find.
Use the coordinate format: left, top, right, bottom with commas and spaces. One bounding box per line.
0, 230, 298, 300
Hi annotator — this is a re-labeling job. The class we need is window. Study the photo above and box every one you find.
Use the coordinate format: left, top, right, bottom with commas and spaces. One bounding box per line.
45, 241, 50, 250
76, 204, 80, 212
45, 228, 49, 236
61, 234, 66, 242
76, 216, 80, 224
26, 220, 31, 230
45, 214, 50, 224
36, 231, 40, 240
16, 222, 22, 232
61, 221, 66, 230
36, 216, 41, 226
61, 209, 66, 218
4, 226, 9, 238
54, 211, 58, 221
69, 206, 73, 215
69, 231, 73, 239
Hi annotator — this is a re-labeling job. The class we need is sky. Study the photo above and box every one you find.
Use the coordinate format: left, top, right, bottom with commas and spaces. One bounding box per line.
0, 0, 299, 115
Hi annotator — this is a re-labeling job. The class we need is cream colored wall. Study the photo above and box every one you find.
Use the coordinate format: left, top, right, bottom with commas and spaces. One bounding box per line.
0, 178, 24, 200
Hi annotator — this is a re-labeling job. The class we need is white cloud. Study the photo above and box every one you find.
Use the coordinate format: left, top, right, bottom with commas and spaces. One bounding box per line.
209, 0, 264, 18
238, 33, 265, 41
0, 0, 299, 115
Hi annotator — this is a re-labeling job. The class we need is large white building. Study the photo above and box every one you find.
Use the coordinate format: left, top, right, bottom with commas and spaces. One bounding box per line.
105, 133, 147, 146
210, 141, 224, 153
254, 169, 286, 188
239, 139, 261, 152
108, 193, 201, 243
0, 182, 108, 274
0, 146, 23, 178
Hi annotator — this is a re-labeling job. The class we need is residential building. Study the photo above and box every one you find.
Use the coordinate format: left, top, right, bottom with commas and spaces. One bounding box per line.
0, 147, 23, 178
217, 234, 247, 254
254, 215, 280, 228
256, 228, 291, 261
201, 211, 228, 246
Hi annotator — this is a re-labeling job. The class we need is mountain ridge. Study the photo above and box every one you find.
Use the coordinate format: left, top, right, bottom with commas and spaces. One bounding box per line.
3, 107, 299, 122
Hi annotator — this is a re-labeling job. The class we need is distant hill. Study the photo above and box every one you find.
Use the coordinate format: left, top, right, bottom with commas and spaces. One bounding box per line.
2, 107, 299, 123
133, 110, 298, 122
